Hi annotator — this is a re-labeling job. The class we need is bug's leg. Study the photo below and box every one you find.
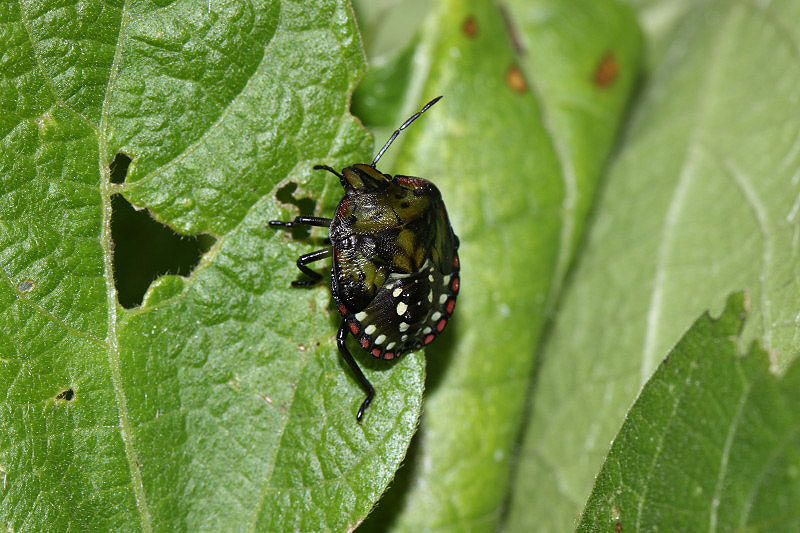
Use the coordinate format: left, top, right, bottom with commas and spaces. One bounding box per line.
269, 216, 331, 229
291, 248, 332, 287
337, 319, 375, 423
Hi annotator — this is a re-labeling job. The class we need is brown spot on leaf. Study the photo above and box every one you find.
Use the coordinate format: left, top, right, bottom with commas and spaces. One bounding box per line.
497, 4, 524, 54
462, 16, 478, 37
593, 52, 619, 88
506, 65, 527, 93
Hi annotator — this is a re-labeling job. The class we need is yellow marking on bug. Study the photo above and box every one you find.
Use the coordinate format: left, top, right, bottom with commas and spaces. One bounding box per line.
397, 229, 415, 254
393, 254, 413, 272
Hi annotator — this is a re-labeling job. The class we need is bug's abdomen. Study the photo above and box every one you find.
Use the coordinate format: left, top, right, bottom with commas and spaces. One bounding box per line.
341, 257, 460, 360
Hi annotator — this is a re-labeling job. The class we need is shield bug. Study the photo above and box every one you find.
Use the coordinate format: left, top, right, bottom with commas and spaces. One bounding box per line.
270, 97, 460, 422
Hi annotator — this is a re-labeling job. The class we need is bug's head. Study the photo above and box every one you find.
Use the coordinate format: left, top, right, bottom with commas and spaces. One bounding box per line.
339, 164, 439, 222
340, 164, 391, 191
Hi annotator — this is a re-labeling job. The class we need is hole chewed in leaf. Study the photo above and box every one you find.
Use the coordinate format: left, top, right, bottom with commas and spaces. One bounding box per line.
109, 153, 132, 184
111, 194, 215, 308
275, 181, 318, 239
55, 388, 74, 401
17, 280, 34, 293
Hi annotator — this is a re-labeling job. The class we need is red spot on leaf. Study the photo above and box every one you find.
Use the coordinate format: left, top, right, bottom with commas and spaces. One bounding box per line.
593, 52, 619, 88
462, 16, 478, 37
506, 65, 527, 93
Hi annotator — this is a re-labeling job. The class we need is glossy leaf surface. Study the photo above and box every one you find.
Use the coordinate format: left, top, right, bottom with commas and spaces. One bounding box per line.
0, 2, 423, 530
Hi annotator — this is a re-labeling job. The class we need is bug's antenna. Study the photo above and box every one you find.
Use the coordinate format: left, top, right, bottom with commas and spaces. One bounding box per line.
371, 96, 442, 167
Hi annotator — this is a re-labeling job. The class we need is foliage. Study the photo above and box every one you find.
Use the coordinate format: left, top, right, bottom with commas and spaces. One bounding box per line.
4, 0, 800, 531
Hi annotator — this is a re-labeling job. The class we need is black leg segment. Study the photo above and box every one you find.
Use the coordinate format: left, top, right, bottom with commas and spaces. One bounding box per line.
269, 216, 332, 229
291, 248, 332, 287
337, 319, 375, 423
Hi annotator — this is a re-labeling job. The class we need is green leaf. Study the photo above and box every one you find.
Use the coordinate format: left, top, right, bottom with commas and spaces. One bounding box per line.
351, 0, 641, 531
580, 293, 800, 531
1, 2, 423, 530
507, 1, 800, 530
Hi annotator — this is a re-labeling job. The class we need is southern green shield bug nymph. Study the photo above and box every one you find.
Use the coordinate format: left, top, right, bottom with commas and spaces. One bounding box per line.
270, 97, 460, 422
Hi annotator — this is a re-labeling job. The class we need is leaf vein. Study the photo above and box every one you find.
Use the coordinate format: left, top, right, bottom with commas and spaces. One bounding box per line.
97, 0, 153, 529
641, 4, 741, 383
